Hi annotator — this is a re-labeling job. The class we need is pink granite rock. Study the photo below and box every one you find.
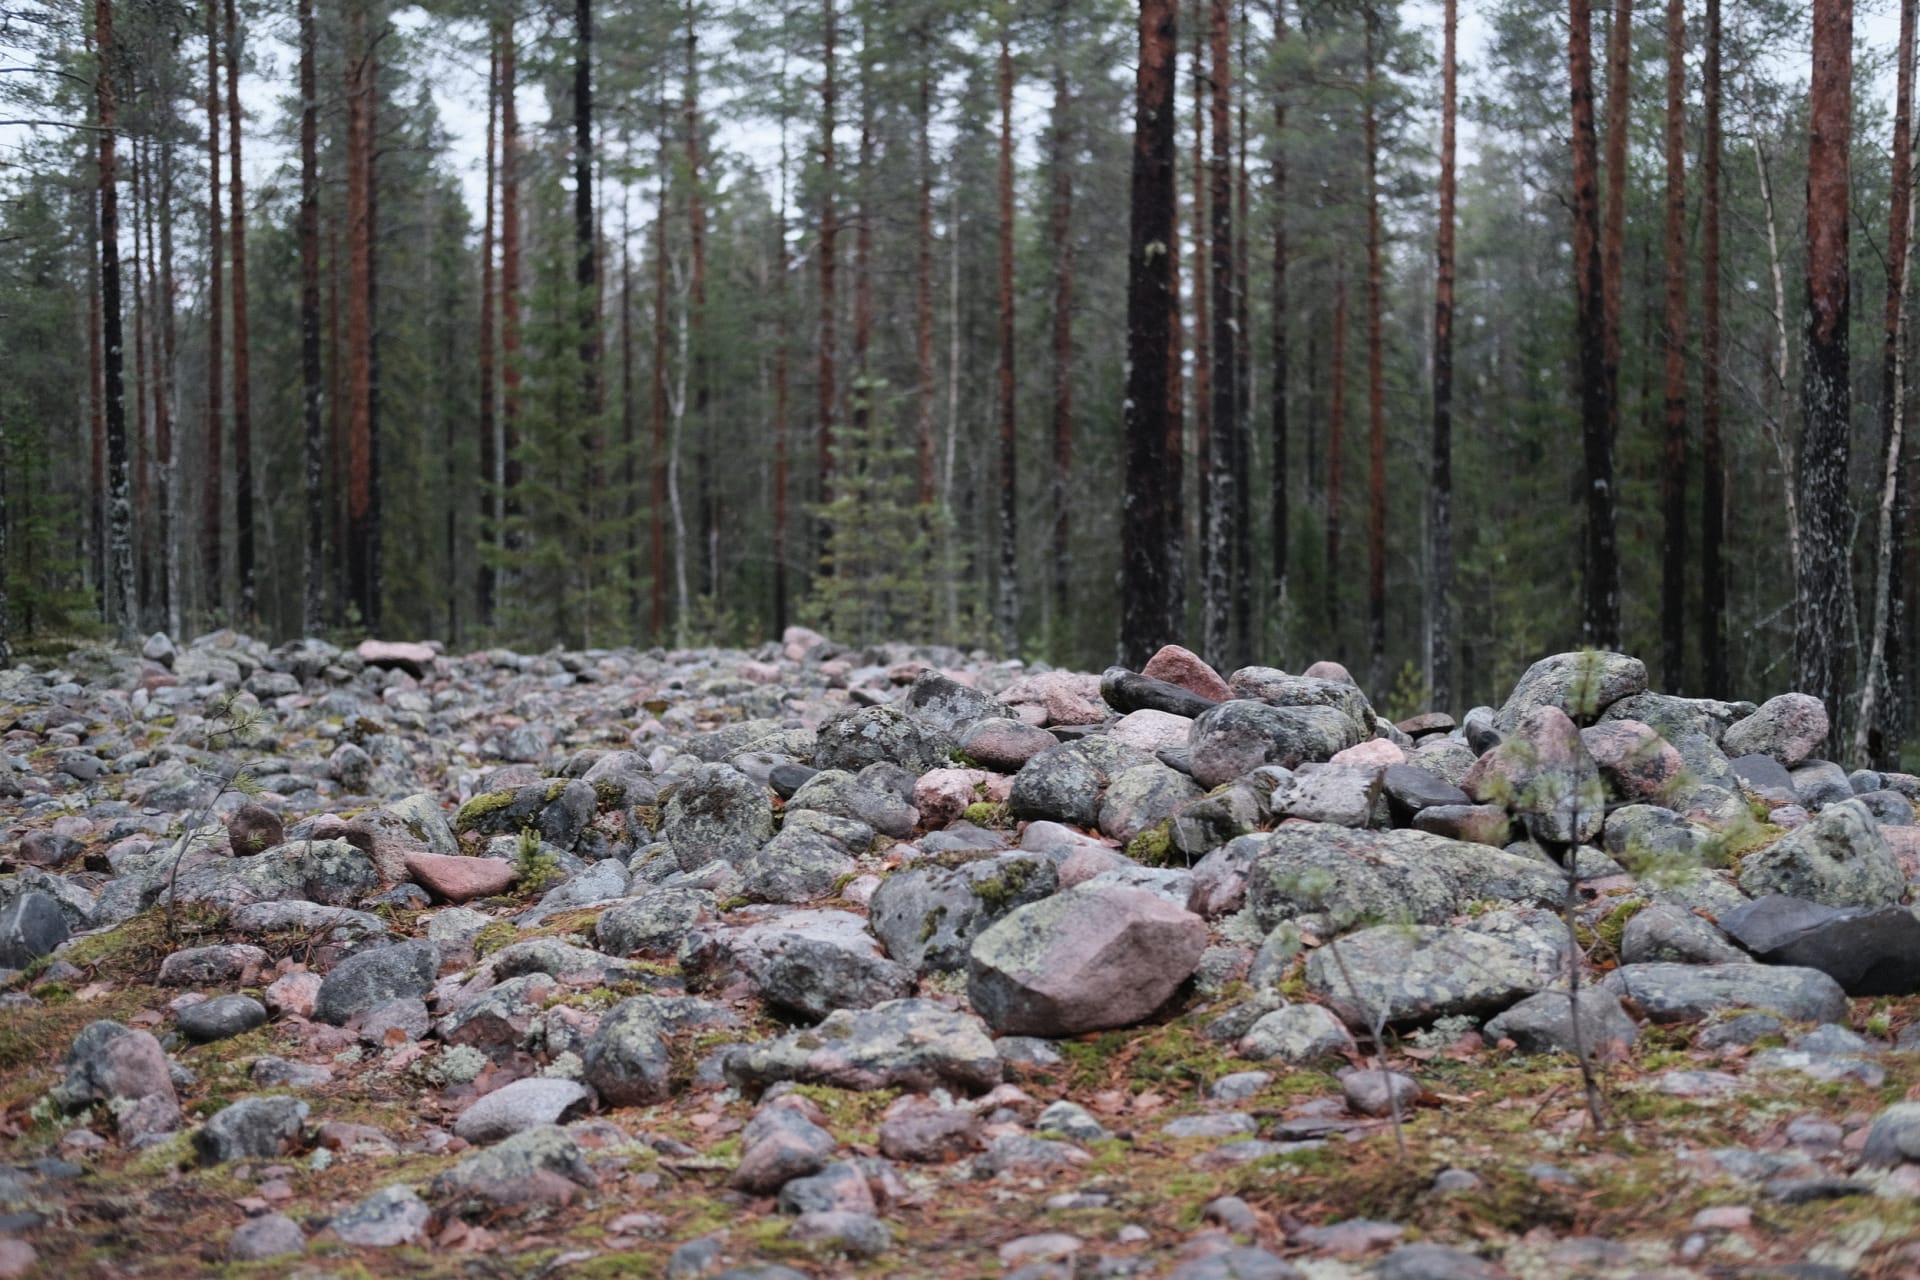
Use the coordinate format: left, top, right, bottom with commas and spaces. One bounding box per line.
1581, 719, 1686, 803
912, 768, 1010, 828
1056, 844, 1136, 889
1108, 709, 1194, 754
356, 639, 437, 675
1330, 738, 1406, 768
1142, 645, 1234, 703
1303, 660, 1357, 686
959, 719, 1058, 771
404, 851, 517, 903
265, 971, 325, 1019
997, 671, 1107, 727
967, 885, 1210, 1035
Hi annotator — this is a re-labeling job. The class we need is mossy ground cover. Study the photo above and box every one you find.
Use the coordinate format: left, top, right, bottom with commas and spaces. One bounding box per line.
6, 951, 1920, 1278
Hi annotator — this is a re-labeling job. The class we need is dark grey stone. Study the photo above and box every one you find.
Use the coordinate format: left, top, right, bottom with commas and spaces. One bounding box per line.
0, 892, 70, 968
177, 995, 268, 1044
313, 940, 439, 1026
1719, 895, 1920, 996
195, 1095, 309, 1163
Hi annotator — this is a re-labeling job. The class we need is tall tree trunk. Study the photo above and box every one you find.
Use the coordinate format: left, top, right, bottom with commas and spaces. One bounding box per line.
1363, 5, 1386, 690
1048, 39, 1074, 648
650, 118, 670, 641
0, 401, 9, 662
202, 0, 223, 623
1429, 0, 1455, 711
620, 188, 636, 638
1659, 0, 1688, 691
915, 60, 935, 515
573, 0, 598, 644
1269, 0, 1288, 650
1191, 5, 1211, 599
224, 0, 253, 627
327, 220, 345, 624
1203, 0, 1234, 668
685, 5, 712, 601
1859, 0, 1916, 765
1165, 83, 1186, 643
1603, 0, 1631, 384
476, 30, 497, 631
995, 29, 1019, 656
1122, 0, 1177, 668
1796, 0, 1853, 749
1326, 274, 1347, 647
88, 167, 104, 615
97, 0, 134, 637
346, 0, 373, 629
775, 58, 793, 636
1571, 0, 1617, 647
1232, 0, 1252, 666
817, 0, 838, 569
852, 15, 875, 603
300, 0, 324, 636
501, 14, 522, 574
365, 42, 383, 632
130, 142, 149, 622
158, 128, 179, 638
1700, 0, 1727, 695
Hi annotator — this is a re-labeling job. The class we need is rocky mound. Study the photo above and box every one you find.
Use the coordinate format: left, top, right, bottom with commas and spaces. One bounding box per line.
0, 631, 1917, 1277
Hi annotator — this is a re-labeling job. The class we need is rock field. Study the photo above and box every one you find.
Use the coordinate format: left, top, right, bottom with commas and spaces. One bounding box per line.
2, 629, 1920, 1278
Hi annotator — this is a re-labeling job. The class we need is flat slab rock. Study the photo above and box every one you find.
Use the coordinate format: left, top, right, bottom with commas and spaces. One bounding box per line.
1304, 924, 1547, 1027
1600, 962, 1849, 1025
724, 998, 1002, 1095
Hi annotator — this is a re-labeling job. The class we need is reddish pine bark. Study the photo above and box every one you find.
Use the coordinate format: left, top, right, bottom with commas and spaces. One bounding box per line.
300, 0, 324, 634
224, 0, 253, 625
1165, 90, 1186, 640
1571, 0, 1618, 647
1231, 0, 1252, 664
153, 132, 179, 635
1659, 0, 1688, 691
1430, 0, 1455, 710
1602, 0, 1631, 382
130, 142, 149, 616
1795, 0, 1853, 734
1121, 0, 1177, 668
775, 70, 793, 635
1700, 0, 1726, 695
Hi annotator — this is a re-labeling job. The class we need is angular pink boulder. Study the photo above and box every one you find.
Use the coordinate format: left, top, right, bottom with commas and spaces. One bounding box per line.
1142, 645, 1234, 703
404, 851, 517, 903
967, 885, 1208, 1035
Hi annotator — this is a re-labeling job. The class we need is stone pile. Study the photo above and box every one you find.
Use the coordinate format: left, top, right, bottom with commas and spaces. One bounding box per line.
2, 629, 1918, 1277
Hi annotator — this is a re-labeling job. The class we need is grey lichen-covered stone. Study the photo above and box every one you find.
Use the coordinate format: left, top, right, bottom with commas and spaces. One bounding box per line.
1271, 764, 1383, 828
724, 998, 1002, 1094
1603, 805, 1726, 873
1736, 798, 1904, 908
967, 885, 1209, 1035
228, 1212, 307, 1260
452, 1078, 590, 1143
595, 886, 715, 956
1225, 668, 1376, 730
1097, 763, 1204, 843
1008, 738, 1151, 827
1618, 902, 1750, 966
903, 669, 1015, 736
786, 763, 917, 839
1187, 700, 1368, 791
1494, 651, 1647, 733
431, 1124, 597, 1210
1245, 824, 1564, 933
1600, 962, 1848, 1024
314, 939, 440, 1026
169, 838, 381, 909
331, 1184, 431, 1247
735, 809, 869, 904
195, 1095, 310, 1164
1237, 1003, 1355, 1063
814, 705, 955, 774
583, 995, 735, 1106
664, 763, 775, 872
1304, 925, 1547, 1028
869, 853, 1058, 973
177, 994, 268, 1043
1482, 989, 1639, 1057
1861, 1103, 1920, 1167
